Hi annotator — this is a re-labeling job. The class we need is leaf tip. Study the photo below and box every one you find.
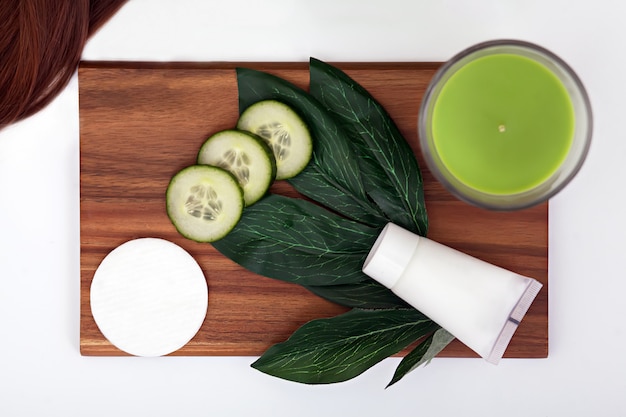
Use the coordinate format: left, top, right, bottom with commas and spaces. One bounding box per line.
385, 378, 399, 389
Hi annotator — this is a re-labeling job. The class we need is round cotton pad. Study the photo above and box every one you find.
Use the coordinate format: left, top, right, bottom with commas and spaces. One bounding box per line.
90, 238, 208, 356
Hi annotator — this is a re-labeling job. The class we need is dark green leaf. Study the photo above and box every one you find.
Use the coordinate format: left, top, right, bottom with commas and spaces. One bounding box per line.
212, 194, 380, 286
252, 308, 439, 384
309, 58, 428, 235
227, 61, 454, 386
387, 328, 455, 387
304, 281, 410, 309
236, 67, 386, 226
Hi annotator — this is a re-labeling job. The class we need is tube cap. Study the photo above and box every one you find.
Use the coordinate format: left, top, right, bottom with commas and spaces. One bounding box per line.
362, 223, 420, 289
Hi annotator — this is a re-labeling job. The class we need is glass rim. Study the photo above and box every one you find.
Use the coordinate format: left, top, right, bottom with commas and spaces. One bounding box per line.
418, 39, 593, 211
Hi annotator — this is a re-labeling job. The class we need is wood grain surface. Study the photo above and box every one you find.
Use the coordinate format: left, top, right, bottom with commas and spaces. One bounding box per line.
79, 61, 548, 358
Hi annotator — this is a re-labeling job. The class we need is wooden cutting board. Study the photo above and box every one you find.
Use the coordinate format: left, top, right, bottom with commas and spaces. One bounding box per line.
79, 61, 548, 358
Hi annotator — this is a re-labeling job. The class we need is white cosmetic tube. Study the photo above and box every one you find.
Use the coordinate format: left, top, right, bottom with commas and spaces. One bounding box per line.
362, 223, 542, 364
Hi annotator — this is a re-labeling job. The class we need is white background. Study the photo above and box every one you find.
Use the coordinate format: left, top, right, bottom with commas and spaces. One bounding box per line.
1, 0, 625, 415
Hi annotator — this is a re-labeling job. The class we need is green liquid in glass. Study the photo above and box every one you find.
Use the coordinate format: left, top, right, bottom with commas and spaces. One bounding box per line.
432, 53, 575, 195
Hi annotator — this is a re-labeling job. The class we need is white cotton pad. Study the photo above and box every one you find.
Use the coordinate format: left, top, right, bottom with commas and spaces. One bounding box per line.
90, 238, 208, 357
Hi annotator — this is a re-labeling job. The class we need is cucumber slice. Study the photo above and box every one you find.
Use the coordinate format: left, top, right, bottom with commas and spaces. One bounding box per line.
166, 165, 244, 242
237, 100, 313, 180
197, 129, 276, 206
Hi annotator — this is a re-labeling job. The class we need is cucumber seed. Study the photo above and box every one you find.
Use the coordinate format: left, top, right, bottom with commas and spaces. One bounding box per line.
186, 184, 222, 221
257, 122, 291, 161
218, 149, 251, 186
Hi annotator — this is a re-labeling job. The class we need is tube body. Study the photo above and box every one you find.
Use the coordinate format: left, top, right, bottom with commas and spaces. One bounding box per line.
362, 223, 542, 364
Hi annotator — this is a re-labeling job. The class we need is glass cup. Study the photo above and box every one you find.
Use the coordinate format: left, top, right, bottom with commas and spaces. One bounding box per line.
418, 39, 592, 210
